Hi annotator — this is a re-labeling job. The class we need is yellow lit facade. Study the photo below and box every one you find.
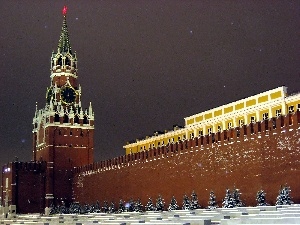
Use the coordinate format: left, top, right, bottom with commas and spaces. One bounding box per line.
124, 86, 300, 155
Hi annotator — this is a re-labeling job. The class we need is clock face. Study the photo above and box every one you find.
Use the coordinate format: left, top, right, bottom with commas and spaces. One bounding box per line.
60, 86, 76, 104
46, 87, 54, 104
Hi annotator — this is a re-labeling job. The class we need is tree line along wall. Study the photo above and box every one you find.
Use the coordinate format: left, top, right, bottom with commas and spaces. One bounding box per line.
72, 112, 300, 208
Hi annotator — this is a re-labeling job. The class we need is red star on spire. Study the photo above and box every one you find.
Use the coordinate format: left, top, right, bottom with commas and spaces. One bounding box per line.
62, 6, 67, 16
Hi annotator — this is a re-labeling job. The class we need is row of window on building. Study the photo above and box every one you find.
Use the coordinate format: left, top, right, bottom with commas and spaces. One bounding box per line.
133, 105, 299, 152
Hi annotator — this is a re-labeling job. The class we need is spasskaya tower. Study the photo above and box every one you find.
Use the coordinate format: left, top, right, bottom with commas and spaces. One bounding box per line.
32, 6, 94, 207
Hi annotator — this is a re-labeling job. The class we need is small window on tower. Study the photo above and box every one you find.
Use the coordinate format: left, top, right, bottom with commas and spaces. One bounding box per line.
54, 114, 60, 122
65, 57, 71, 66
70, 131, 72, 136
83, 116, 88, 124
57, 57, 62, 66
63, 115, 69, 123
74, 115, 79, 124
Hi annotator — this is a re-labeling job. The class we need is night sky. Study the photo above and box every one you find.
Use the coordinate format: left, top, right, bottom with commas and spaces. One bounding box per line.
0, 1, 299, 168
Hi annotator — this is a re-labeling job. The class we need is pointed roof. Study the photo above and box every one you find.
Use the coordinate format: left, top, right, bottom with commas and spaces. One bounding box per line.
57, 6, 72, 54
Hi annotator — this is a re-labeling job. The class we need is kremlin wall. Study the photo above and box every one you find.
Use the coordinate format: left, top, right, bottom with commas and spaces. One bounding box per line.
73, 87, 300, 208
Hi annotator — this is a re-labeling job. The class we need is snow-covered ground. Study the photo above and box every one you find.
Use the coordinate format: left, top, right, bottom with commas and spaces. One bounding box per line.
1, 205, 300, 224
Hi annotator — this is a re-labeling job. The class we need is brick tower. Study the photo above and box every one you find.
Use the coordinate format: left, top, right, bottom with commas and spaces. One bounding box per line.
32, 6, 94, 208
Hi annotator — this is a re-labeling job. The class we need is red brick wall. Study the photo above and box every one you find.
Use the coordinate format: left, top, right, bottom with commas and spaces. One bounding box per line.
2, 161, 47, 213
73, 113, 300, 208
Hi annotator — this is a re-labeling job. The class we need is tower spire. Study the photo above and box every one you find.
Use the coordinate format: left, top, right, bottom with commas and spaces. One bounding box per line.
57, 6, 72, 54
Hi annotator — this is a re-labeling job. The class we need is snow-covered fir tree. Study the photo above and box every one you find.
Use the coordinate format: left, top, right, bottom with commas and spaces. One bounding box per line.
69, 202, 81, 214
102, 201, 109, 213
208, 191, 218, 209
83, 203, 91, 213
222, 189, 234, 208
156, 195, 165, 211
109, 202, 115, 213
182, 194, 192, 210
145, 198, 156, 211
80, 204, 87, 214
134, 198, 144, 212
128, 198, 135, 212
118, 199, 126, 213
256, 190, 268, 206
191, 191, 201, 209
89, 204, 95, 213
168, 196, 179, 211
58, 201, 68, 214
49, 203, 58, 215
232, 188, 244, 207
94, 200, 101, 213
276, 185, 293, 205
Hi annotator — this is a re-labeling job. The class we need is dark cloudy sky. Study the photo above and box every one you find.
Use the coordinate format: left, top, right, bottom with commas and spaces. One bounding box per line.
0, 1, 299, 167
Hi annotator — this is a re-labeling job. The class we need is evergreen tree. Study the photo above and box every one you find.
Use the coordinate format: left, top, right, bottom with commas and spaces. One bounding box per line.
94, 201, 101, 213
49, 203, 58, 215
156, 195, 165, 211
168, 196, 179, 211
118, 199, 126, 213
232, 188, 244, 207
128, 198, 135, 212
109, 202, 115, 213
222, 189, 234, 208
134, 198, 144, 212
208, 191, 218, 209
191, 191, 201, 209
69, 202, 81, 214
58, 201, 68, 214
89, 204, 95, 213
102, 201, 109, 213
276, 185, 293, 205
182, 194, 192, 210
145, 198, 156, 211
80, 204, 86, 214
84, 203, 91, 213
256, 190, 268, 206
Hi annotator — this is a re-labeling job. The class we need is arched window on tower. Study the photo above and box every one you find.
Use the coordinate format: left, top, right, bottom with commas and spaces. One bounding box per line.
57, 57, 62, 66
65, 57, 71, 66
54, 114, 60, 122
74, 115, 79, 124
83, 116, 88, 124
63, 114, 69, 123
